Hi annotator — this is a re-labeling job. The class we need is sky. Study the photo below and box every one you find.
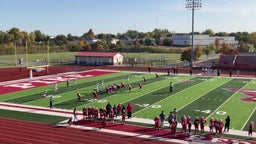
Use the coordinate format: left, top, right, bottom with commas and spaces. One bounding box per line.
1, 0, 256, 36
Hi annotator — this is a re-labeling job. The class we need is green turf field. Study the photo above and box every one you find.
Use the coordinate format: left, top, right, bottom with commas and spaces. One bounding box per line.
0, 72, 255, 131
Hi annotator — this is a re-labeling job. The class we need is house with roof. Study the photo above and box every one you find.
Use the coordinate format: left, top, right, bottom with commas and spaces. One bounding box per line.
75, 52, 123, 65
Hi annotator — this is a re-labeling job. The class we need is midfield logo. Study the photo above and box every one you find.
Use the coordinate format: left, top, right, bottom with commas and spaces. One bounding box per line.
224, 88, 256, 102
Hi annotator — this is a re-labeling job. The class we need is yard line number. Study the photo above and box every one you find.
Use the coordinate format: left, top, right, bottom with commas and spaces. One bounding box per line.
195, 109, 227, 115
135, 103, 161, 108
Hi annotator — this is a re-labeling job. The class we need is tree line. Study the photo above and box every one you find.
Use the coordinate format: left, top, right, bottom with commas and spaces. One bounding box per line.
0, 27, 256, 63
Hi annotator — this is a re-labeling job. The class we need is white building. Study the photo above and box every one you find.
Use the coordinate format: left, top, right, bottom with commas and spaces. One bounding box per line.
172, 35, 238, 46
75, 52, 123, 65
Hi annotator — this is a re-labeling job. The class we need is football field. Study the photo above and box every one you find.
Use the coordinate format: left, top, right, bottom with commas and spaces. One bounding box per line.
0, 69, 255, 131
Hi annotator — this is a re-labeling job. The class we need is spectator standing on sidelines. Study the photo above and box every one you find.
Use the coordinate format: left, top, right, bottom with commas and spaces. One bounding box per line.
159, 110, 166, 129
248, 121, 254, 139
127, 103, 133, 119
224, 115, 231, 132
106, 102, 112, 118
172, 108, 177, 120
49, 96, 54, 109
113, 104, 117, 117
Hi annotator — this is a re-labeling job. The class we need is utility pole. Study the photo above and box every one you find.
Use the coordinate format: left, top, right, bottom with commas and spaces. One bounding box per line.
185, 0, 202, 68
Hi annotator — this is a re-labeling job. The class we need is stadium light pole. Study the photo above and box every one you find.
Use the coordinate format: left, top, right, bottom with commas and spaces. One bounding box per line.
185, 0, 202, 68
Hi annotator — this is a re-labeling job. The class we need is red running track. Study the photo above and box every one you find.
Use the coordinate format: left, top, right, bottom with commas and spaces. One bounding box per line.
0, 118, 173, 144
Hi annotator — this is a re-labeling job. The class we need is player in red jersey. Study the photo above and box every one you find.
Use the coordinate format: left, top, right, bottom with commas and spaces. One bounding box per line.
109, 108, 115, 123
82, 106, 88, 120
200, 116, 206, 133
143, 76, 147, 83
187, 116, 192, 134
181, 115, 187, 135
154, 116, 160, 133
121, 82, 125, 88
214, 119, 219, 134
218, 119, 224, 136
117, 104, 122, 116
209, 117, 214, 134
194, 116, 199, 134
77, 92, 81, 102
248, 121, 254, 139
121, 108, 126, 125
101, 115, 107, 128
93, 108, 99, 122
170, 119, 177, 136
126, 103, 133, 119
92, 89, 98, 100
138, 82, 142, 89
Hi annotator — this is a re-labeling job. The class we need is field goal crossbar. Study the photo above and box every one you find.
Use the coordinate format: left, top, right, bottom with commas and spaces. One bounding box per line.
27, 65, 50, 78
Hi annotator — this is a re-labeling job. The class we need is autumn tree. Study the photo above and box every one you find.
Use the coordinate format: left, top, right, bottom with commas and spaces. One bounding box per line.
180, 45, 202, 62
237, 41, 249, 53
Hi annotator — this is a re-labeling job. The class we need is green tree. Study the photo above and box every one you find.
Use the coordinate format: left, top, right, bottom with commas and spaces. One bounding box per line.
202, 29, 215, 36
204, 45, 211, 59
34, 30, 46, 42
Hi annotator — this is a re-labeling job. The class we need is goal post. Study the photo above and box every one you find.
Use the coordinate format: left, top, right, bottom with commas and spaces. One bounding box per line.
25, 41, 50, 78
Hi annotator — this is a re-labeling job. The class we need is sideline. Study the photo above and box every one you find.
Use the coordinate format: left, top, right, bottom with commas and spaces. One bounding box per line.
0, 102, 255, 141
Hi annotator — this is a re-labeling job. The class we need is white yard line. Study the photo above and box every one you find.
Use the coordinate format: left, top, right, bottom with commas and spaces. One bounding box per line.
206, 79, 253, 120
241, 107, 256, 130
133, 76, 210, 115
